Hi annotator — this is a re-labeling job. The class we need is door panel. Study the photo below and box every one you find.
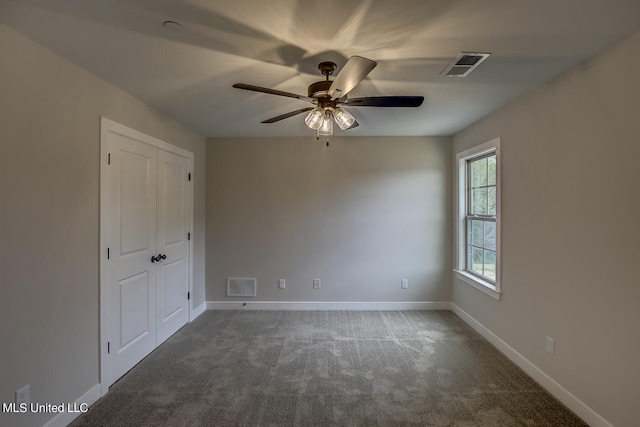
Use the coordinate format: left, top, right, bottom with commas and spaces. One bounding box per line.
119, 271, 151, 349
106, 134, 158, 385
159, 162, 185, 246
119, 153, 155, 255
161, 259, 185, 317
156, 150, 190, 344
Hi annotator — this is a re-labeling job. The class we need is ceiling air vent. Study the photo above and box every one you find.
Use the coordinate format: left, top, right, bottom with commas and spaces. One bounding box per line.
441, 52, 491, 77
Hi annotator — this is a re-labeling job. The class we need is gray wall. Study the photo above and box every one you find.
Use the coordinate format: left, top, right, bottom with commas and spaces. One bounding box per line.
452, 30, 640, 427
0, 23, 206, 427
206, 136, 451, 303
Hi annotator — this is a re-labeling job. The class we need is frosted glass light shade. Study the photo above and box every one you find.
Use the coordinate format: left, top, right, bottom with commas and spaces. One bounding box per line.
334, 107, 355, 130
304, 107, 324, 130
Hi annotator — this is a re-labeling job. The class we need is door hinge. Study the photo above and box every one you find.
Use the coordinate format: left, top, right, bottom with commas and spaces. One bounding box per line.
188, 172, 191, 181
107, 341, 110, 354
108, 153, 111, 165
187, 232, 191, 241
107, 248, 110, 259
187, 292, 190, 300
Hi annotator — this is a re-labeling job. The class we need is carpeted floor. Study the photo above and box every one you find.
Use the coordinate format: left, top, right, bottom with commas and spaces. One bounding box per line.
70, 310, 587, 426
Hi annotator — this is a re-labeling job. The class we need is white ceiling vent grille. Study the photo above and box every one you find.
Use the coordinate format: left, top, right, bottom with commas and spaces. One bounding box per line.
227, 278, 257, 297
441, 52, 491, 77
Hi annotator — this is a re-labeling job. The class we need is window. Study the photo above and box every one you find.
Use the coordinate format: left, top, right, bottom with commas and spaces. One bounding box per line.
455, 138, 500, 299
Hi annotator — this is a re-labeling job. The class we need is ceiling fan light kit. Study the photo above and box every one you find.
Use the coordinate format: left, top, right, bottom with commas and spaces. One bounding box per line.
317, 110, 334, 136
333, 107, 355, 130
233, 55, 424, 143
304, 105, 354, 135
304, 107, 324, 130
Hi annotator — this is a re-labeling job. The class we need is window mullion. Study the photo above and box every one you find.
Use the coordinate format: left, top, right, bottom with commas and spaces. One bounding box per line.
466, 160, 472, 216
467, 214, 495, 221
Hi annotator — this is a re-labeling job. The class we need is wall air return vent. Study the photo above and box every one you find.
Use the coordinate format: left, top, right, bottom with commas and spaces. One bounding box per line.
227, 278, 257, 297
441, 52, 491, 77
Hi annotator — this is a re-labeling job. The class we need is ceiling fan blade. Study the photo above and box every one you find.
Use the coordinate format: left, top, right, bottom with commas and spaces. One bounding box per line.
328, 56, 377, 100
233, 83, 315, 103
343, 96, 424, 107
261, 107, 315, 123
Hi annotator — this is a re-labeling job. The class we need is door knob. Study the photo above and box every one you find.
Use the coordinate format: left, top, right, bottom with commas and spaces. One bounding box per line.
151, 254, 166, 263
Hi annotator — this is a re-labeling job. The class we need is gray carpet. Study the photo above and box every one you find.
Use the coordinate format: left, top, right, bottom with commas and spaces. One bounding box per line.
70, 310, 587, 426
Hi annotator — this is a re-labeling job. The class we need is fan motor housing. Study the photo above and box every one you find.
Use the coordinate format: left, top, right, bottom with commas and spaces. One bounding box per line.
308, 80, 332, 98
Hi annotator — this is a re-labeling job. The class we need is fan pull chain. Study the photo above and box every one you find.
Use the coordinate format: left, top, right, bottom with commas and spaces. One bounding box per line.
314, 131, 330, 146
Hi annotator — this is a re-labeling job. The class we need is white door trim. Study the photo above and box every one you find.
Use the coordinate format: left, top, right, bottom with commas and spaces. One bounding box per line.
99, 117, 194, 396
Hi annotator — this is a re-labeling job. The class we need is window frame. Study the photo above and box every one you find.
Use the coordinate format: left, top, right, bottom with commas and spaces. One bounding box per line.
455, 138, 501, 300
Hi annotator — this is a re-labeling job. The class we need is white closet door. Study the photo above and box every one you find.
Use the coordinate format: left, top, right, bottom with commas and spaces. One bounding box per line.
101, 119, 193, 392
156, 149, 190, 344
106, 133, 158, 385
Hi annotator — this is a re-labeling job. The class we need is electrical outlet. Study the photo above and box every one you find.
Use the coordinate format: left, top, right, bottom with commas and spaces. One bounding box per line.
401, 279, 409, 289
278, 279, 286, 289
546, 336, 555, 355
313, 279, 321, 289
16, 385, 30, 406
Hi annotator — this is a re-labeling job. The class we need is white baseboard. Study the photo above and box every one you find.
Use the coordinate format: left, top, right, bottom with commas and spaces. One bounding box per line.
43, 383, 101, 427
207, 301, 452, 311
451, 304, 611, 427
191, 301, 206, 320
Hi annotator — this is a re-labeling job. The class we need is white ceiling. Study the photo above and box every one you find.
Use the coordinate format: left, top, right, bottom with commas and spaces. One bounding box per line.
2, 0, 640, 138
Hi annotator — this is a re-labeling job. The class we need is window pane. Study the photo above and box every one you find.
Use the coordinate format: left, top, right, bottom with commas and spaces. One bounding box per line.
484, 221, 496, 251
488, 155, 496, 186
470, 157, 487, 187
484, 250, 496, 280
488, 187, 497, 216
471, 188, 488, 215
471, 246, 483, 275
469, 220, 484, 247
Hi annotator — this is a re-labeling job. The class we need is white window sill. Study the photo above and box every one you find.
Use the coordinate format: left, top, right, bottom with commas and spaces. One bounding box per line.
454, 270, 501, 300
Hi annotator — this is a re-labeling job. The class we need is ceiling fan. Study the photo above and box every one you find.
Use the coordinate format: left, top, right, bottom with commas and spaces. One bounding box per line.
233, 56, 424, 143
